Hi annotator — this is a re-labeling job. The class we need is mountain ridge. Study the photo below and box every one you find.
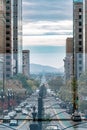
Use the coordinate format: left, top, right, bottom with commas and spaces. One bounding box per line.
30, 63, 64, 74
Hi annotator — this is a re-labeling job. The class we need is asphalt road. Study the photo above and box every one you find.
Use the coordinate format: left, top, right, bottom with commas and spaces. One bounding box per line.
44, 95, 87, 130
1, 94, 87, 130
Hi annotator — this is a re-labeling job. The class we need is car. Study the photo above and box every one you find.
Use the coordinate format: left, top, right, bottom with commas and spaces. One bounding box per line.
3, 110, 8, 115
19, 102, 25, 108
71, 113, 81, 122
25, 105, 31, 111
15, 107, 22, 112
22, 109, 28, 115
9, 120, 18, 126
3, 115, 10, 123
46, 125, 61, 130
8, 111, 16, 119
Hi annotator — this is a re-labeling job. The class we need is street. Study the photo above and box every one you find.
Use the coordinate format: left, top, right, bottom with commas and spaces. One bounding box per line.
0, 89, 87, 130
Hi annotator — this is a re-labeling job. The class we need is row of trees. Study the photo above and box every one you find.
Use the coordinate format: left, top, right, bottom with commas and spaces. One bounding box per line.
48, 72, 87, 113
10, 74, 40, 95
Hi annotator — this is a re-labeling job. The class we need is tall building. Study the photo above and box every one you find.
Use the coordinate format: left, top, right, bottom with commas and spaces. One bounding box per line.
22, 50, 30, 78
0, 0, 6, 54
64, 38, 73, 82
83, 0, 87, 71
13, 0, 22, 75
0, 0, 6, 80
5, 0, 22, 78
73, 0, 83, 79
6, 0, 13, 78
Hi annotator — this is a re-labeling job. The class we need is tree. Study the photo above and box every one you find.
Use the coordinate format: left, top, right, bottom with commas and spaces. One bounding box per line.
48, 76, 64, 93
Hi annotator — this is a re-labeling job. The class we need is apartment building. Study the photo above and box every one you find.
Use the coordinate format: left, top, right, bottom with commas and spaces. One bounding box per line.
83, 0, 87, 71
73, 0, 83, 80
0, 0, 6, 80
6, 0, 13, 78
13, 0, 22, 75
64, 38, 73, 82
0, 0, 6, 54
5, 0, 22, 78
22, 50, 30, 78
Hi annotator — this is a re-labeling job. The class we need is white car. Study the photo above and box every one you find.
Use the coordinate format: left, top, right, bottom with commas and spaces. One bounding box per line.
8, 111, 16, 118
22, 109, 28, 115
46, 125, 61, 130
15, 107, 22, 112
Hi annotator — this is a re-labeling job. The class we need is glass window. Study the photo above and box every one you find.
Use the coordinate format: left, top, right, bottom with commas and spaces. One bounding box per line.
79, 66, 82, 71
79, 47, 82, 52
6, 62, 10, 65
79, 34, 82, 39
79, 21, 82, 26
79, 60, 82, 64
79, 15, 82, 19
79, 8, 82, 12
79, 41, 82, 45
79, 28, 82, 32
6, 68, 10, 71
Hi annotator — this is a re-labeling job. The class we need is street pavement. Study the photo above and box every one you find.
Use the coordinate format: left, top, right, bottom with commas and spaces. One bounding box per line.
0, 94, 87, 130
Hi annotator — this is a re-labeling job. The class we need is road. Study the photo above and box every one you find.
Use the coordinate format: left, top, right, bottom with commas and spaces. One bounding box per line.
44, 95, 87, 130
0, 92, 87, 130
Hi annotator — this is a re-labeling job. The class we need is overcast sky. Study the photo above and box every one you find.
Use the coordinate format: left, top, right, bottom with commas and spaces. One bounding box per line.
22, 0, 73, 69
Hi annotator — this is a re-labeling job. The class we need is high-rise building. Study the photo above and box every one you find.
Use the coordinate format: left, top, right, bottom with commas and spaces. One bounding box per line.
22, 50, 30, 78
73, 0, 83, 79
0, 0, 6, 54
6, 0, 22, 78
83, 0, 87, 71
0, 0, 6, 80
13, 0, 22, 75
6, 0, 13, 78
64, 38, 73, 82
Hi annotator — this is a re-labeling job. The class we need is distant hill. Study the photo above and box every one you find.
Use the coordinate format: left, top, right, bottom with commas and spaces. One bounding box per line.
30, 63, 64, 74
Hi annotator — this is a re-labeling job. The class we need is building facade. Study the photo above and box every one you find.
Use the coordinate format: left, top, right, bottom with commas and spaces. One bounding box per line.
83, 0, 87, 71
22, 50, 30, 78
0, 0, 6, 80
73, 0, 83, 80
13, 0, 22, 75
6, 0, 13, 78
0, 0, 6, 54
5, 0, 22, 78
64, 38, 73, 82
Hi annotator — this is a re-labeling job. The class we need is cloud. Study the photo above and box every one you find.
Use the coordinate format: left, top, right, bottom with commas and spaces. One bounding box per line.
23, 0, 73, 46
23, 0, 73, 22
23, 20, 73, 36
23, 35, 73, 46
